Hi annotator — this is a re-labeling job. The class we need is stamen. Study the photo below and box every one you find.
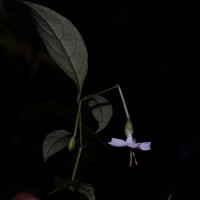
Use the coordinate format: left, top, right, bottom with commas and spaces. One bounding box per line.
132, 151, 138, 166
129, 150, 132, 167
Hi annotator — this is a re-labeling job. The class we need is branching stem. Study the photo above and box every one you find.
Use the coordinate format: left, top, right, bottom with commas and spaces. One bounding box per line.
71, 84, 131, 183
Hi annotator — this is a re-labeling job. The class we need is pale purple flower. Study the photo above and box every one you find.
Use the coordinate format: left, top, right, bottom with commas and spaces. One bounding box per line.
108, 135, 151, 167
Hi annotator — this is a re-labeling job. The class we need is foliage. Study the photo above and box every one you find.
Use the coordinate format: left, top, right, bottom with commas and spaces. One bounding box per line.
9, 1, 151, 200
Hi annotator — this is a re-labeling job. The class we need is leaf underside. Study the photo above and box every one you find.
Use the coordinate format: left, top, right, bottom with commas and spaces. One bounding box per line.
20, 0, 88, 100
77, 182, 96, 200
43, 129, 71, 162
88, 95, 113, 133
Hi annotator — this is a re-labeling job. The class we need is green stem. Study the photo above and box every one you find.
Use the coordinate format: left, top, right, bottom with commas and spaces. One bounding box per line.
117, 84, 130, 120
79, 109, 83, 146
71, 147, 83, 181
81, 84, 118, 102
70, 84, 130, 184
81, 84, 130, 120
70, 99, 84, 185
73, 101, 82, 138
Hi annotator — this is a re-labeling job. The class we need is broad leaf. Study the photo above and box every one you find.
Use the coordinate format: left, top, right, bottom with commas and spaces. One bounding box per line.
43, 129, 71, 162
88, 95, 113, 133
77, 182, 96, 200
20, 1, 88, 100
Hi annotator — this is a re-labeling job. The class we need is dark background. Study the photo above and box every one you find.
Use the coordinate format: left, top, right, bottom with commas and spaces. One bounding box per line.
0, 0, 200, 199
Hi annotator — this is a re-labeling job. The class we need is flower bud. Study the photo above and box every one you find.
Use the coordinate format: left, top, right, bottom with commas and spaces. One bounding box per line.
68, 137, 76, 151
125, 119, 134, 136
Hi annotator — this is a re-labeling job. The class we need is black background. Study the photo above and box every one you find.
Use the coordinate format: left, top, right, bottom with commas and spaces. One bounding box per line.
0, 0, 200, 199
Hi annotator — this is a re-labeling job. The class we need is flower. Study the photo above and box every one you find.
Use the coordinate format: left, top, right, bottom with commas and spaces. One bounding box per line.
108, 135, 151, 167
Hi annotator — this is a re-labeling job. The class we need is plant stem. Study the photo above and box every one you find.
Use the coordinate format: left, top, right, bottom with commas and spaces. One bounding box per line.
79, 115, 83, 147
71, 101, 83, 184
81, 84, 130, 120
71, 146, 83, 181
81, 84, 118, 102
73, 101, 82, 138
70, 84, 130, 184
117, 84, 130, 120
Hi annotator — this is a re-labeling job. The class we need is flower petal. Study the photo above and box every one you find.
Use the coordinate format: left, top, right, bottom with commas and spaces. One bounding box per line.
108, 138, 128, 147
137, 142, 151, 150
126, 136, 138, 149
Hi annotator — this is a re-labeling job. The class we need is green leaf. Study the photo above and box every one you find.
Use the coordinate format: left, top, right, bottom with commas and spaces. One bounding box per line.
20, 1, 88, 100
43, 129, 71, 162
77, 182, 96, 200
88, 95, 113, 133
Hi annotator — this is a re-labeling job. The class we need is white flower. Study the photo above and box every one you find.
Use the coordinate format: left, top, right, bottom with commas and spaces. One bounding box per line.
108, 135, 151, 167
